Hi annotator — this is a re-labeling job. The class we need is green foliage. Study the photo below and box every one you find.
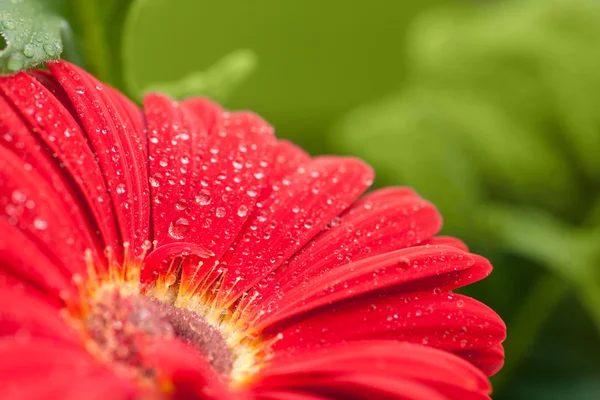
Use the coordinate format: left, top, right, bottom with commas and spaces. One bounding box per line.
0, 0, 65, 73
409, 0, 600, 184
122, 0, 258, 101
118, 0, 446, 152
335, 88, 482, 237
333, 0, 600, 396
334, 0, 600, 269
66, 0, 134, 88
132, 48, 257, 102
33, 0, 256, 102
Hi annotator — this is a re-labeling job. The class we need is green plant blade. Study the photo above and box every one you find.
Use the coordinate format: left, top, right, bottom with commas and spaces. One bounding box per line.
0, 0, 65, 73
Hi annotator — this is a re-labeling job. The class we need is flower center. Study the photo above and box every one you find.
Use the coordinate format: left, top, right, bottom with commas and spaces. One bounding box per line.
84, 289, 233, 378
63, 244, 278, 390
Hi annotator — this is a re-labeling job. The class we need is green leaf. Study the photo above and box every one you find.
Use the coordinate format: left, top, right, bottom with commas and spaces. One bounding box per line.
138, 49, 257, 102
477, 203, 588, 282
0, 0, 65, 73
121, 0, 257, 102
331, 88, 483, 239
408, 0, 600, 186
479, 202, 600, 336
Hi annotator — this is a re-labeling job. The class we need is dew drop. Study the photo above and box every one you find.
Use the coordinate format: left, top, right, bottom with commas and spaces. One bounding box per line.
165, 272, 178, 286
232, 159, 243, 169
11, 190, 26, 204
33, 217, 48, 231
168, 218, 190, 239
149, 174, 161, 188
7, 54, 23, 72
2, 19, 16, 30
195, 190, 211, 205
43, 43, 58, 56
23, 44, 35, 58
175, 199, 188, 210
237, 205, 248, 217
215, 207, 226, 218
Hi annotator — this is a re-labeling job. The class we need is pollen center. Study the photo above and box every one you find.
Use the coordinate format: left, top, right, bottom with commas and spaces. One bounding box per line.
66, 245, 278, 390
84, 289, 233, 379
84, 291, 233, 378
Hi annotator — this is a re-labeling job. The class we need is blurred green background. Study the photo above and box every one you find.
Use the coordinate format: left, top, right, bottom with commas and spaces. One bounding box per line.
29, 0, 600, 398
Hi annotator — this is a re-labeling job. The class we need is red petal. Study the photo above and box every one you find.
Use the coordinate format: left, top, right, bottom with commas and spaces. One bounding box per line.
255, 392, 333, 400
0, 337, 136, 400
0, 146, 94, 279
263, 376, 452, 400
140, 241, 213, 285
144, 94, 206, 247
219, 156, 374, 302
181, 97, 224, 131
178, 106, 276, 261
0, 218, 73, 298
0, 71, 118, 261
0, 284, 77, 342
256, 245, 481, 327
144, 96, 278, 293
135, 336, 234, 400
255, 188, 442, 307
424, 236, 469, 251
252, 341, 491, 400
456, 343, 505, 376
265, 292, 505, 376
255, 140, 311, 201
104, 85, 147, 160
55, 374, 138, 400
47, 61, 150, 261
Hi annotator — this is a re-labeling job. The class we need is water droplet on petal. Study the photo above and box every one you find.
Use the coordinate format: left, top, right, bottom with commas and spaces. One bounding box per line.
11, 190, 26, 204
216, 207, 226, 218
165, 272, 178, 286
237, 205, 248, 217
195, 190, 211, 205
168, 218, 190, 239
175, 199, 188, 210
33, 217, 48, 231
149, 173, 162, 188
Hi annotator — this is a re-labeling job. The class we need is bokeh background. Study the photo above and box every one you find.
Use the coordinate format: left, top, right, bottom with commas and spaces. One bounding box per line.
55, 0, 600, 398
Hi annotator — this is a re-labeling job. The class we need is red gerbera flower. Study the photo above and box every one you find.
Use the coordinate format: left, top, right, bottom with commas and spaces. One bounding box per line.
0, 61, 505, 400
